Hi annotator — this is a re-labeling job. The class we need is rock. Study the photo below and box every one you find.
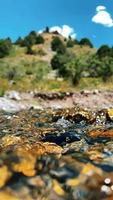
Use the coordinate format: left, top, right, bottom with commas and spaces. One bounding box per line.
52, 180, 65, 196
0, 166, 12, 188
88, 129, 113, 139
5, 91, 21, 101
0, 190, 20, 200
107, 109, 113, 120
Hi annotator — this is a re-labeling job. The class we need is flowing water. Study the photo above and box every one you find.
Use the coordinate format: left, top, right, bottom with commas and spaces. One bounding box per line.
0, 107, 112, 200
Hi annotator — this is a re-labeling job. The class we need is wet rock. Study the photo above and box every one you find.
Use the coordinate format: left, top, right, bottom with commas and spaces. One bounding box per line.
0, 166, 12, 188
52, 180, 65, 196
88, 129, 113, 139
42, 131, 81, 146
50, 165, 79, 182
0, 108, 111, 199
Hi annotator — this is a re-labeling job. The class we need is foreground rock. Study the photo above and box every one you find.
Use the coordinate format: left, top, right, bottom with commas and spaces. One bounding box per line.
0, 108, 112, 199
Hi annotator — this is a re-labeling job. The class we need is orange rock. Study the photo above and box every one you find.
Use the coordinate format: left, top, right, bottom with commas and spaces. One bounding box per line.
81, 163, 103, 176
67, 178, 80, 187
13, 148, 36, 177
0, 166, 12, 188
87, 150, 103, 161
1, 135, 21, 148
88, 129, 113, 138
53, 180, 65, 196
0, 191, 19, 200
31, 142, 63, 156
107, 109, 113, 120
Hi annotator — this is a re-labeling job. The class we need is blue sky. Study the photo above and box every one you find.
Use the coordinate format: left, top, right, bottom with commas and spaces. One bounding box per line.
0, 0, 113, 47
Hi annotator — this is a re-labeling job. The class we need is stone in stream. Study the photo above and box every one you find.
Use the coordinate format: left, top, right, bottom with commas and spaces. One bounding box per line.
0, 108, 112, 199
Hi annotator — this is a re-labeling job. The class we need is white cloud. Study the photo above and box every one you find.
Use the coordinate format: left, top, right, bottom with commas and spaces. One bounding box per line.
50, 25, 77, 38
96, 6, 106, 12
38, 25, 77, 39
92, 5, 113, 27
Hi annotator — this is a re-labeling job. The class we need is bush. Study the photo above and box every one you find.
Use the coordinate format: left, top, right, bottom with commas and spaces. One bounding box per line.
36, 35, 45, 44
96, 45, 112, 58
22, 35, 36, 47
51, 51, 74, 70
66, 39, 75, 48
62, 57, 84, 85
44, 26, 49, 33
87, 55, 113, 81
51, 36, 66, 54
26, 46, 34, 55
6, 68, 17, 80
79, 38, 93, 48
97, 57, 113, 81
0, 39, 12, 58
15, 37, 24, 46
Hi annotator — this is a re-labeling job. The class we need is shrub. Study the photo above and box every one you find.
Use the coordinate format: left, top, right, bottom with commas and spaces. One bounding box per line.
36, 35, 45, 44
51, 51, 74, 70
79, 38, 93, 48
96, 45, 112, 58
97, 57, 113, 81
0, 39, 12, 58
66, 39, 75, 48
44, 26, 49, 33
51, 36, 66, 54
62, 57, 84, 85
15, 37, 24, 46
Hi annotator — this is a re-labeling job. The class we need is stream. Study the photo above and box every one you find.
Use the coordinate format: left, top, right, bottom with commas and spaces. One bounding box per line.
0, 107, 112, 199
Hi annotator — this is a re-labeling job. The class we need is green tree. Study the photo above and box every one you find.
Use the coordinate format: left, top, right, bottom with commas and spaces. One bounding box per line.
66, 39, 75, 48
51, 36, 66, 54
44, 26, 49, 33
96, 45, 112, 58
87, 55, 102, 77
79, 38, 93, 48
97, 57, 113, 81
15, 37, 24, 46
22, 35, 36, 47
0, 39, 12, 58
51, 51, 74, 70
36, 35, 45, 44
63, 57, 83, 85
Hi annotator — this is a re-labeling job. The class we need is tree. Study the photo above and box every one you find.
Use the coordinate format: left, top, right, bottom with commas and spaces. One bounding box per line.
26, 45, 34, 55
97, 57, 113, 81
44, 26, 49, 33
87, 55, 102, 77
66, 39, 75, 48
79, 38, 93, 48
51, 51, 74, 70
51, 36, 66, 54
15, 37, 24, 46
0, 39, 12, 58
36, 35, 45, 44
22, 35, 36, 47
63, 57, 83, 85
97, 45, 112, 58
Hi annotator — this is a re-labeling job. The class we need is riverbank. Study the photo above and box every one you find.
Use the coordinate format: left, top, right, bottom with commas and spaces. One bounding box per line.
0, 90, 113, 112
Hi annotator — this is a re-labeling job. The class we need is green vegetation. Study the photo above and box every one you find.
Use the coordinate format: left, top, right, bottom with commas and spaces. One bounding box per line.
51, 36, 66, 54
79, 38, 93, 48
0, 29, 112, 92
0, 38, 12, 58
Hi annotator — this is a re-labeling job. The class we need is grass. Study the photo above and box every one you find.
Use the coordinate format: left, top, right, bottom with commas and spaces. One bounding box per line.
0, 33, 112, 93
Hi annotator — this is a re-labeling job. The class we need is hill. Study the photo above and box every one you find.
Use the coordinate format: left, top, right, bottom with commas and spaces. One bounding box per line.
0, 30, 112, 93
